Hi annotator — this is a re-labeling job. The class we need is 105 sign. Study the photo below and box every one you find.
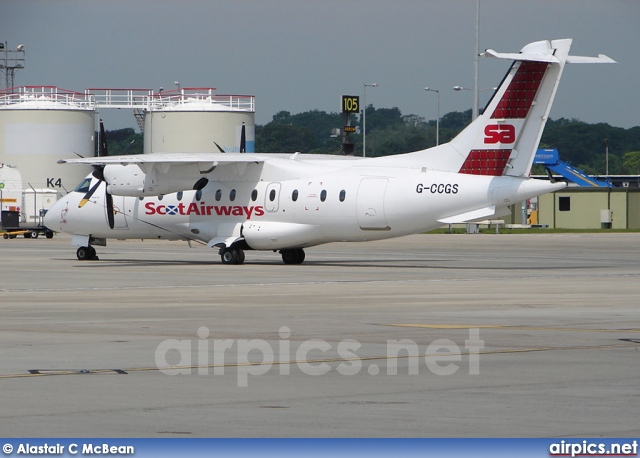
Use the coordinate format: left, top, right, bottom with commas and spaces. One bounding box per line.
342, 96, 359, 113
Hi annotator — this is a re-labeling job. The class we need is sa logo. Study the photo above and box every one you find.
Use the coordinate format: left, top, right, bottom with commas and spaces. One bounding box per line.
484, 124, 516, 144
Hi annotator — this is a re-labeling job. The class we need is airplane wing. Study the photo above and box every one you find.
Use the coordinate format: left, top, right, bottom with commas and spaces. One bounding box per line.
59, 153, 269, 196
57, 152, 266, 167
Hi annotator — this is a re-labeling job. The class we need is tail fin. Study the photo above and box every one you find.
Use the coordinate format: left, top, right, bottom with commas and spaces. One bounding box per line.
454, 39, 573, 177
400, 39, 615, 176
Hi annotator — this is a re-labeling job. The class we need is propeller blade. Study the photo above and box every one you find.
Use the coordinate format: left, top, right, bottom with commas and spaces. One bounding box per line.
240, 122, 246, 153
79, 160, 114, 229
99, 119, 108, 157
78, 179, 102, 208
214, 142, 226, 153
92, 167, 105, 181
119, 139, 135, 155
106, 191, 115, 230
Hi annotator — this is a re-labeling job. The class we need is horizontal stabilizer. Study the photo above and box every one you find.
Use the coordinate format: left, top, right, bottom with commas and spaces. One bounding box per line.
483, 39, 615, 65
481, 48, 560, 63
566, 54, 616, 64
438, 206, 496, 224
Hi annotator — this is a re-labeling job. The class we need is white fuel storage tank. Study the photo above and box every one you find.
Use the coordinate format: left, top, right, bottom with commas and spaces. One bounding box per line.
142, 88, 255, 153
0, 86, 95, 199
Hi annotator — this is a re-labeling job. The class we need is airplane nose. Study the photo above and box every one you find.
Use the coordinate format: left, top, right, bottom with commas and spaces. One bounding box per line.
43, 197, 65, 232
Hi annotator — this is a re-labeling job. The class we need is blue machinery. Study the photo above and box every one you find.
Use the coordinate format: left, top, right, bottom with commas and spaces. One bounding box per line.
534, 148, 613, 187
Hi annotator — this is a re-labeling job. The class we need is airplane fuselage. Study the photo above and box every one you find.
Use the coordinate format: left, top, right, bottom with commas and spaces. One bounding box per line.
49, 156, 560, 251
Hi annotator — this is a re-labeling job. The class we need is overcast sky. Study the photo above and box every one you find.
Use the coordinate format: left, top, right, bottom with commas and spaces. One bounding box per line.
3, 0, 639, 130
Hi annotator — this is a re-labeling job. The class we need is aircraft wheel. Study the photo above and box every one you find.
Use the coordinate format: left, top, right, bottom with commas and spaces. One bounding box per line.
281, 248, 305, 265
24, 231, 32, 239
31, 231, 39, 239
77, 246, 96, 261
2, 233, 8, 239
236, 248, 245, 265
45, 231, 54, 239
220, 247, 239, 265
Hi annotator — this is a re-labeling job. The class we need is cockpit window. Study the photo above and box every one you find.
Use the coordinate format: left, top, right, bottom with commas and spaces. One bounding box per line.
74, 177, 92, 193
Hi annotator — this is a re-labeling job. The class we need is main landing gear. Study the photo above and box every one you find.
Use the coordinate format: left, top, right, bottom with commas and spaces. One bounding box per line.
218, 247, 306, 265
219, 246, 246, 265
280, 248, 305, 265
76, 246, 99, 261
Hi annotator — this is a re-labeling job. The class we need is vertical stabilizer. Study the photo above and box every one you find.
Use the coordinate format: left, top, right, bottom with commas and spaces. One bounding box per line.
393, 39, 614, 177
452, 39, 572, 177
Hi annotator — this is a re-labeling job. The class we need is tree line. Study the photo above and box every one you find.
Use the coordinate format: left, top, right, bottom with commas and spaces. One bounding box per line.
103, 106, 640, 175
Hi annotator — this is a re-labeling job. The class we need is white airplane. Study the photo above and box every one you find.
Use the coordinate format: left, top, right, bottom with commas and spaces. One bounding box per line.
44, 39, 614, 265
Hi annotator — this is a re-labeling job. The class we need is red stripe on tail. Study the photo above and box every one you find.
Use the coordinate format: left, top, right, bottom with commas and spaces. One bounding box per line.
491, 61, 547, 119
459, 149, 512, 176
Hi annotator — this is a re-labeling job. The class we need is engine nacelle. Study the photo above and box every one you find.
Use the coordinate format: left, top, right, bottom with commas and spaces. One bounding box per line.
243, 221, 322, 250
103, 164, 207, 197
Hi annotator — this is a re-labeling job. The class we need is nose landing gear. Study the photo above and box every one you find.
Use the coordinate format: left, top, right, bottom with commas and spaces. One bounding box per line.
76, 246, 99, 261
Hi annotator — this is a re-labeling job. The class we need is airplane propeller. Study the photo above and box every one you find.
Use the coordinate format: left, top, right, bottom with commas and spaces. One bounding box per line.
213, 123, 246, 153
78, 120, 246, 231
78, 119, 115, 229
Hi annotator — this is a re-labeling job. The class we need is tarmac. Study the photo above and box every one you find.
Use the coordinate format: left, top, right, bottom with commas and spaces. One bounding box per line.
1, 232, 639, 437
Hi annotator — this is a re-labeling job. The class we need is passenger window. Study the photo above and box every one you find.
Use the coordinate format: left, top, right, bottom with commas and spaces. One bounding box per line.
269, 189, 276, 202
339, 190, 346, 202
251, 189, 258, 201
158, 194, 164, 201
292, 189, 298, 202
177, 191, 183, 201
320, 190, 327, 202
230, 189, 236, 202
215, 189, 222, 201
195, 189, 203, 201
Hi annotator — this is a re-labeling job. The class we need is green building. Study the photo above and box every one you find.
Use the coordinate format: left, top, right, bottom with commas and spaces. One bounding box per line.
537, 187, 640, 229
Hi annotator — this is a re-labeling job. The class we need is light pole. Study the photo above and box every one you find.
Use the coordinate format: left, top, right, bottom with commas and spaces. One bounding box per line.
453, 86, 496, 119
424, 87, 440, 146
604, 138, 609, 176
362, 83, 378, 157
1, 42, 26, 90
473, 0, 480, 121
